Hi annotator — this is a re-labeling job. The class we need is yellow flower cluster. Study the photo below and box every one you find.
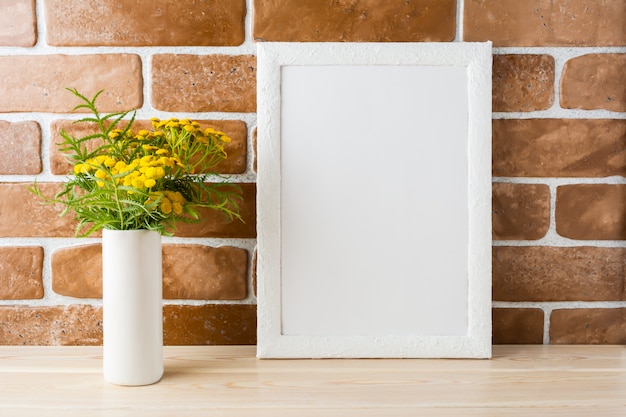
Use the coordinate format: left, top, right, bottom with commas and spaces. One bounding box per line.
145, 190, 186, 215
150, 118, 231, 144
74, 153, 183, 190
68, 112, 235, 221
34, 89, 243, 236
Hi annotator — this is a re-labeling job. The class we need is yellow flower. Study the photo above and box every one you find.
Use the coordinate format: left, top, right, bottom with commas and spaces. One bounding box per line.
172, 156, 185, 169
160, 197, 172, 214
144, 178, 156, 188
113, 161, 127, 172
219, 134, 232, 144
73, 164, 84, 174
164, 190, 185, 204
172, 202, 183, 214
139, 155, 153, 166
131, 176, 145, 188
143, 167, 157, 179
77, 163, 93, 174
154, 166, 165, 178
158, 156, 174, 168
104, 157, 116, 167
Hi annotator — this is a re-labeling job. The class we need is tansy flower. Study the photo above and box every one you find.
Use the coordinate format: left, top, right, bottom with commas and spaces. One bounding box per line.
143, 167, 157, 178
154, 166, 165, 178
160, 197, 172, 214
104, 157, 116, 167
131, 176, 145, 188
164, 190, 185, 203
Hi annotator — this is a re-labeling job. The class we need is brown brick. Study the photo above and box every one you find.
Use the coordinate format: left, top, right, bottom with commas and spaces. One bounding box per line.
50, 119, 247, 175
556, 185, 626, 240
163, 304, 256, 345
175, 183, 256, 238
52, 244, 249, 300
561, 54, 626, 112
0, 0, 36, 46
0, 305, 102, 345
44, 0, 245, 46
464, 0, 626, 47
550, 308, 626, 344
493, 246, 626, 302
493, 55, 554, 112
52, 244, 102, 299
0, 121, 41, 174
0, 304, 257, 346
253, 0, 456, 42
493, 119, 626, 178
492, 308, 544, 344
492, 183, 550, 240
0, 246, 43, 299
164, 245, 248, 300
0, 55, 142, 113
0, 183, 77, 237
151, 55, 256, 113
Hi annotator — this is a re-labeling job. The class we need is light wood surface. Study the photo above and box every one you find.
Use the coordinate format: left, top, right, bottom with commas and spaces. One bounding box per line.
0, 345, 624, 416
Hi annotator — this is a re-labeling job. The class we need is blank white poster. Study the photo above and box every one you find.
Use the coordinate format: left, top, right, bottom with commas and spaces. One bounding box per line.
280, 65, 469, 337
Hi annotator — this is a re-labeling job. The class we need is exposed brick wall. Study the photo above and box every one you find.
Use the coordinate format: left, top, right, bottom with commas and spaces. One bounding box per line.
0, 0, 256, 346
471, 0, 626, 344
0, 0, 624, 346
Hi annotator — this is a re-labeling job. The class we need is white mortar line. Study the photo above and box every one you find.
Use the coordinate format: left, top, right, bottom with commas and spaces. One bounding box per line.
455, 0, 464, 42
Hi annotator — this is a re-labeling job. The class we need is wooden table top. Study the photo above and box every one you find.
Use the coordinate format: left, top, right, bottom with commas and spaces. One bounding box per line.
0, 345, 625, 416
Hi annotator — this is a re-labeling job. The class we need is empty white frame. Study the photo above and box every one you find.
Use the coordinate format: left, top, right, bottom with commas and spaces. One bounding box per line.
257, 42, 492, 358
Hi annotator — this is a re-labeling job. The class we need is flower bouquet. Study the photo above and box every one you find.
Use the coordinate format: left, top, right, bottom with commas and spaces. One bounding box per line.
31, 88, 242, 236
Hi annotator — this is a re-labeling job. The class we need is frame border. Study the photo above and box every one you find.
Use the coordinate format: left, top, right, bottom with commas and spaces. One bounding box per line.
257, 42, 492, 358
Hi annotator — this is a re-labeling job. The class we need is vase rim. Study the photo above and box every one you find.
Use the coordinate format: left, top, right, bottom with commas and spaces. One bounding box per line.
102, 229, 160, 235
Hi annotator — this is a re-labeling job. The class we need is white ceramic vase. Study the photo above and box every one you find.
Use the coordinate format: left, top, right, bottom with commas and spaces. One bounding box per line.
102, 229, 163, 386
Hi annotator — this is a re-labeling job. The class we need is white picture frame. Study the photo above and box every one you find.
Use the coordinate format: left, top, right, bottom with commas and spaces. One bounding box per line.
256, 42, 492, 358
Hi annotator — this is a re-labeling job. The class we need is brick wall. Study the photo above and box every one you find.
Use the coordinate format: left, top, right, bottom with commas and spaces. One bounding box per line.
0, 0, 624, 345
469, 0, 626, 345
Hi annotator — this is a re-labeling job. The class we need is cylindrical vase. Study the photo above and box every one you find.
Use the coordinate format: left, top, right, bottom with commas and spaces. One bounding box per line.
102, 229, 163, 386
